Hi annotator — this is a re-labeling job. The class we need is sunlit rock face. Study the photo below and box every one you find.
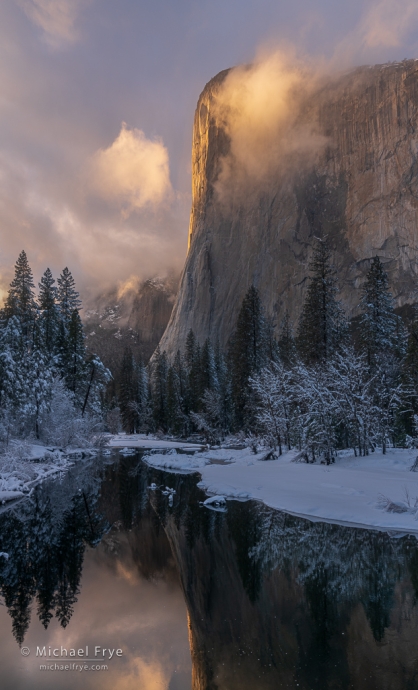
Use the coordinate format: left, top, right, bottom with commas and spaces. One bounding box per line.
160, 60, 418, 354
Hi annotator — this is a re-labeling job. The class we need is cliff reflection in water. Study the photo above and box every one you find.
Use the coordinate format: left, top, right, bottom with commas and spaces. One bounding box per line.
0, 454, 417, 690
146, 467, 418, 690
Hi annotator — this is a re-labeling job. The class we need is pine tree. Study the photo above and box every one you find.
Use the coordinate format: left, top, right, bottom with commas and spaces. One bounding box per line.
185, 331, 201, 413
402, 308, 418, 435
0, 316, 25, 409
278, 310, 297, 366
136, 360, 150, 431
359, 256, 405, 365
152, 346, 168, 431
265, 315, 280, 363
173, 350, 188, 410
119, 347, 139, 433
185, 329, 197, 371
167, 350, 187, 435
215, 341, 233, 432
20, 348, 54, 439
167, 365, 184, 435
297, 237, 347, 364
228, 285, 267, 428
199, 339, 218, 398
60, 310, 87, 400
3, 250, 37, 344
38, 268, 59, 356
57, 268, 82, 326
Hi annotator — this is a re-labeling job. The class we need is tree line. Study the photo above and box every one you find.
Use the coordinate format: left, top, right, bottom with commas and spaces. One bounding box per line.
116, 237, 418, 461
0, 251, 110, 446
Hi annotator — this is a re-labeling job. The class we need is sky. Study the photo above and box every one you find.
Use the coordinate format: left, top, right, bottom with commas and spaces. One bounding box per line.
0, 0, 418, 302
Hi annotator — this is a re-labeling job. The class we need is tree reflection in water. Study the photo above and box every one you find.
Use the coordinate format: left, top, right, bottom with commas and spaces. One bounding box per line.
0, 464, 106, 646
0, 453, 417, 689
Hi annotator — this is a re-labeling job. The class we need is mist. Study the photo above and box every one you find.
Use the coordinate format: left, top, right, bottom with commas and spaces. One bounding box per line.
212, 50, 328, 209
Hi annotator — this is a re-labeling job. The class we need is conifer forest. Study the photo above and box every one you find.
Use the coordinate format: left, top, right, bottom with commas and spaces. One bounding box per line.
116, 238, 418, 462
3, 240, 418, 466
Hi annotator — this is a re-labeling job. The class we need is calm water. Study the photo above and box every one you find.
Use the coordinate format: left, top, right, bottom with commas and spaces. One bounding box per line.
0, 452, 417, 690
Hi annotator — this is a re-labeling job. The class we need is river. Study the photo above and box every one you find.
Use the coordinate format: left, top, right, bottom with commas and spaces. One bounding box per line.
0, 451, 417, 689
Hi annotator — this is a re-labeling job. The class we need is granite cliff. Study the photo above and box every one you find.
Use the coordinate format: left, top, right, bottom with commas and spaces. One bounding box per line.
160, 60, 418, 354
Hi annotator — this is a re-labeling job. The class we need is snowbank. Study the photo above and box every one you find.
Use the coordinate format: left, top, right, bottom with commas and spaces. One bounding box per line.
0, 491, 24, 503
0, 443, 97, 505
108, 433, 203, 451
142, 445, 418, 535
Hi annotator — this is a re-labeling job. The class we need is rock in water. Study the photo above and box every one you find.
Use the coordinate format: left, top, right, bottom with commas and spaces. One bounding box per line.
160, 61, 418, 354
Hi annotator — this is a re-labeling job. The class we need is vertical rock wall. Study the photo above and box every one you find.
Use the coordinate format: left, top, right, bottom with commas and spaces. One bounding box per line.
160, 60, 418, 354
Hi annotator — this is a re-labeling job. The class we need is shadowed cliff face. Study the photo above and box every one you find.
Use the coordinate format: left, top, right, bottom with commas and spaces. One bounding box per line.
160, 60, 418, 353
84, 275, 178, 371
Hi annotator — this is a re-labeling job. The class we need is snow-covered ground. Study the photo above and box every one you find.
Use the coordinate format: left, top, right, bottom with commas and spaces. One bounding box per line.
5, 432, 418, 534
142, 444, 418, 535
0, 442, 97, 505
108, 433, 203, 451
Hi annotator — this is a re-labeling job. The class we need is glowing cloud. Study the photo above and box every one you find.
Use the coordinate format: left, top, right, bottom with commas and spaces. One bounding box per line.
18, 0, 86, 47
116, 276, 141, 301
212, 50, 326, 205
90, 123, 173, 217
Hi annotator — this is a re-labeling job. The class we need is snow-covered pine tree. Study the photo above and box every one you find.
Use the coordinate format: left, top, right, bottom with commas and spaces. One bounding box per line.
185, 329, 197, 371
60, 309, 87, 402
402, 307, 418, 436
359, 256, 406, 365
190, 340, 233, 442
152, 346, 168, 431
199, 339, 218, 398
19, 348, 54, 439
3, 250, 37, 345
81, 354, 112, 417
185, 330, 201, 413
173, 349, 188, 411
278, 310, 297, 366
265, 315, 280, 363
136, 360, 150, 431
358, 257, 410, 450
167, 364, 184, 435
297, 237, 347, 364
38, 268, 60, 357
0, 316, 25, 410
57, 267, 82, 327
166, 350, 188, 435
119, 347, 139, 433
228, 285, 268, 428
215, 341, 233, 432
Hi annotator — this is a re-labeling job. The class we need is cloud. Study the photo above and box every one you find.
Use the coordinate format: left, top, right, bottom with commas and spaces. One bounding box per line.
360, 0, 418, 49
0, 147, 188, 302
212, 49, 327, 207
332, 0, 418, 67
116, 276, 142, 301
89, 123, 173, 218
18, 0, 86, 47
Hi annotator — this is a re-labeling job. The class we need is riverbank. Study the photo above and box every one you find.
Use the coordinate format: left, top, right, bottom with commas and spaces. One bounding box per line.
140, 442, 418, 535
0, 442, 98, 505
